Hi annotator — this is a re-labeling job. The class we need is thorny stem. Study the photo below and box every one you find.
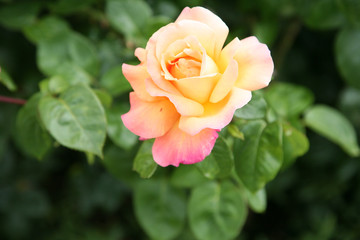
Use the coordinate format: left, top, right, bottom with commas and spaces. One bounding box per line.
0, 95, 26, 105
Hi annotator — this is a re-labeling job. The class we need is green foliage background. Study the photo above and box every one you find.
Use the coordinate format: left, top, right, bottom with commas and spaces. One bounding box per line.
1, 0, 360, 239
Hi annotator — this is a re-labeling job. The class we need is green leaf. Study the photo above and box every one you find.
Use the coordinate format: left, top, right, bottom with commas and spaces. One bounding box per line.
106, 104, 138, 150
97, 36, 125, 75
235, 91, 267, 119
0, 68, 17, 91
16, 94, 52, 159
93, 89, 113, 109
227, 124, 245, 140
37, 34, 70, 76
106, 0, 152, 45
102, 145, 138, 186
245, 188, 267, 213
196, 137, 234, 179
38, 84, 107, 158
0, 2, 41, 30
67, 33, 99, 76
265, 82, 314, 118
37, 32, 98, 78
100, 65, 132, 96
133, 140, 157, 178
170, 165, 208, 188
134, 179, 186, 240
336, 27, 360, 89
234, 120, 283, 192
47, 75, 69, 94
339, 87, 360, 129
23, 16, 71, 43
339, 0, 360, 26
54, 63, 93, 85
188, 180, 247, 240
282, 122, 309, 169
304, 105, 360, 157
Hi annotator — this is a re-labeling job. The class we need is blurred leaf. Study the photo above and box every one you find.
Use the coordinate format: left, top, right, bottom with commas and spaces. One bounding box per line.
100, 65, 132, 96
67, 33, 99, 76
93, 89, 113, 109
156, 1, 179, 19
235, 91, 267, 119
282, 122, 309, 169
98, 36, 125, 75
336, 27, 360, 89
47, 75, 69, 94
0, 1, 41, 30
188, 180, 247, 240
103, 145, 138, 186
134, 179, 186, 240
133, 140, 157, 178
196, 137, 234, 179
23, 16, 71, 43
37, 32, 99, 78
304, 105, 360, 157
245, 188, 267, 213
29, 16, 98, 78
170, 165, 208, 188
49, 0, 97, 14
39, 84, 106, 158
339, 87, 360, 129
0, 68, 17, 91
16, 93, 52, 159
339, 0, 360, 26
227, 124, 245, 140
37, 34, 70, 76
234, 120, 283, 192
106, 104, 138, 150
54, 63, 93, 85
106, 0, 152, 46
265, 82, 314, 118
297, 0, 345, 30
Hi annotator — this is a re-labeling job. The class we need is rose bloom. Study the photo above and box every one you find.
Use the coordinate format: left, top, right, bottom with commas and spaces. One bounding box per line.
122, 6, 274, 167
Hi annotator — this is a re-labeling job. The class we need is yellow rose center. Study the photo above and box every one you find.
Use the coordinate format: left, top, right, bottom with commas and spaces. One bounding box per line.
169, 57, 201, 79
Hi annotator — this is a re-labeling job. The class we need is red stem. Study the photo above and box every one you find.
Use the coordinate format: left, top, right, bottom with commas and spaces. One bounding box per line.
0, 95, 26, 105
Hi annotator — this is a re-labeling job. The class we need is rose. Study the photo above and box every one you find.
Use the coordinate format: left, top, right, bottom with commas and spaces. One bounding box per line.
121, 6, 274, 167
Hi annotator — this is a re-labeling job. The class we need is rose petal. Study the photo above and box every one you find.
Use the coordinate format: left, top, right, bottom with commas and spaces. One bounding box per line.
122, 63, 156, 102
173, 73, 220, 104
200, 53, 219, 76
176, 6, 228, 58
154, 20, 216, 60
134, 47, 146, 62
218, 37, 241, 72
153, 123, 218, 167
145, 78, 204, 116
234, 36, 274, 91
209, 59, 238, 103
121, 92, 179, 139
179, 87, 251, 135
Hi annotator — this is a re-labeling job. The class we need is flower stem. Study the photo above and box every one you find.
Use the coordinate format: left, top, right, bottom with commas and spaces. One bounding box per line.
0, 95, 26, 105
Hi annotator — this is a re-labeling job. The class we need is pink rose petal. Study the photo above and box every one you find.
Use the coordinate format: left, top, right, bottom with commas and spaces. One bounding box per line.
121, 92, 179, 139
152, 123, 218, 167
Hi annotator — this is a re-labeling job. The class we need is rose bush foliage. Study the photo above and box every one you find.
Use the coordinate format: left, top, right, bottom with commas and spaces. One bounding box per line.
0, 0, 360, 239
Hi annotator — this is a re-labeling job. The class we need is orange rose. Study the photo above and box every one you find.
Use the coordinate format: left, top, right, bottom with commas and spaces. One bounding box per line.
122, 6, 274, 167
